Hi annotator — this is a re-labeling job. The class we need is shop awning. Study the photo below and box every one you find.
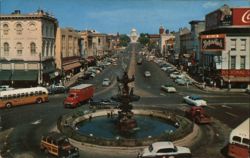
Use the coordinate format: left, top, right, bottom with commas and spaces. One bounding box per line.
63, 62, 81, 71
11, 70, 38, 81
222, 76, 250, 83
0, 70, 12, 81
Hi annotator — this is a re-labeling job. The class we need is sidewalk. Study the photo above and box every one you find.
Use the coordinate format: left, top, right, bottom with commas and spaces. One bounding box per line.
166, 62, 246, 93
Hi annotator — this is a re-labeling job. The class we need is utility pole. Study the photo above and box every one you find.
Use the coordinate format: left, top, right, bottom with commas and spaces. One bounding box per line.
228, 50, 231, 90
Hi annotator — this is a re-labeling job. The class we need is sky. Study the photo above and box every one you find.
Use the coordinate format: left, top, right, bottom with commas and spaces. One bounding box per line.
1, 0, 250, 34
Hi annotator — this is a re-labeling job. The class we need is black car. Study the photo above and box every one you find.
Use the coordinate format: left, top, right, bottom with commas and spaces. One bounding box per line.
47, 85, 68, 94
89, 99, 120, 109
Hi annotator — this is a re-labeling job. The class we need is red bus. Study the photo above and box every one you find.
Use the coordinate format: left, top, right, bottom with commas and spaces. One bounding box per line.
228, 118, 250, 158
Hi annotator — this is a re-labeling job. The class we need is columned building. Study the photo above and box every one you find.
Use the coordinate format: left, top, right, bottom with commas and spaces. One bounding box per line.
55, 27, 82, 81
0, 10, 58, 87
200, 5, 250, 88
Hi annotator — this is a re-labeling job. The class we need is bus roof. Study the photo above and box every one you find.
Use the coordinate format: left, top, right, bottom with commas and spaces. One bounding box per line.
70, 84, 93, 90
0, 87, 48, 96
230, 118, 250, 143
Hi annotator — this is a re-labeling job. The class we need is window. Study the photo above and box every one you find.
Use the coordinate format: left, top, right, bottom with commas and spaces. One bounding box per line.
232, 136, 241, 143
242, 138, 250, 146
3, 24, 9, 35
16, 23, 23, 35
98, 38, 101, 45
4, 42, 9, 54
30, 42, 36, 54
240, 39, 246, 51
240, 56, 246, 69
230, 56, 236, 69
230, 39, 236, 51
16, 42, 23, 55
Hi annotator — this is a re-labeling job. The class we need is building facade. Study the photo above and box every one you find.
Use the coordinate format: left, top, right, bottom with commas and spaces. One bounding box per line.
200, 5, 250, 88
55, 27, 82, 81
0, 10, 58, 87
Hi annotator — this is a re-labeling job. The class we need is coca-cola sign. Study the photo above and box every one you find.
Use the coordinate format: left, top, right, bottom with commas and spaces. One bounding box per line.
200, 34, 226, 51
232, 8, 250, 25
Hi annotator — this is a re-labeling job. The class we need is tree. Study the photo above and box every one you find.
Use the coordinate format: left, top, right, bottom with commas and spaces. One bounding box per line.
138, 33, 149, 46
118, 34, 130, 47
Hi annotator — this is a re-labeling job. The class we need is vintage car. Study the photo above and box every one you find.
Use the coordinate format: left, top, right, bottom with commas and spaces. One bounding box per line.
137, 141, 191, 158
40, 132, 79, 158
183, 95, 207, 107
102, 78, 111, 86
161, 84, 176, 93
144, 71, 151, 77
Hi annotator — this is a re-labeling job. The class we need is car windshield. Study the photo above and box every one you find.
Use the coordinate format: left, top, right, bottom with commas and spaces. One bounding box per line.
68, 94, 75, 98
191, 96, 201, 100
104, 79, 109, 81
149, 144, 153, 152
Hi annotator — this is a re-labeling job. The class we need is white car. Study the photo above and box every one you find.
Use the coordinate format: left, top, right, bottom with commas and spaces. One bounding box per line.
161, 84, 176, 93
170, 72, 180, 79
144, 71, 151, 77
137, 141, 191, 158
183, 95, 207, 106
161, 67, 168, 71
102, 78, 111, 86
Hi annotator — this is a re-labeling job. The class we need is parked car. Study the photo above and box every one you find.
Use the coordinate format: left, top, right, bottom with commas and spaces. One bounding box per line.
47, 85, 68, 94
183, 95, 207, 106
160, 66, 168, 71
170, 71, 181, 79
102, 78, 111, 86
89, 99, 120, 109
137, 141, 191, 158
144, 71, 151, 77
161, 84, 176, 93
40, 132, 79, 157
137, 58, 143, 65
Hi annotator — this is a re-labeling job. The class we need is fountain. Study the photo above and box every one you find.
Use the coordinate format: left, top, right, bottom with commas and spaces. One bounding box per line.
111, 71, 140, 133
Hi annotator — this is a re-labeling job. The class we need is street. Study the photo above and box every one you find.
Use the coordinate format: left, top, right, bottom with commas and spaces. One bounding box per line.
0, 44, 249, 158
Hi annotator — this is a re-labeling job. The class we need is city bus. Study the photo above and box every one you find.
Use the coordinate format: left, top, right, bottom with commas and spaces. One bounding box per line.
228, 118, 250, 158
0, 87, 48, 108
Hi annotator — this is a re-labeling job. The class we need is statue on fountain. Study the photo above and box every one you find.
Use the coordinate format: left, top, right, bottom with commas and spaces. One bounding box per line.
112, 71, 140, 133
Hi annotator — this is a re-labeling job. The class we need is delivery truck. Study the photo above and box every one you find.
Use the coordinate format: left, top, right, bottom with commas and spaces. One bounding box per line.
64, 84, 94, 108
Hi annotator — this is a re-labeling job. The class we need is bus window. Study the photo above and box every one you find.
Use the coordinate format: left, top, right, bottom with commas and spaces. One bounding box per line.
35, 91, 39, 96
242, 138, 250, 146
30, 92, 34, 96
39, 91, 42, 95
8, 95, 12, 99
21, 93, 25, 98
17, 94, 21, 98
42, 92, 46, 95
13, 94, 17, 98
233, 136, 241, 143
25, 93, 29, 97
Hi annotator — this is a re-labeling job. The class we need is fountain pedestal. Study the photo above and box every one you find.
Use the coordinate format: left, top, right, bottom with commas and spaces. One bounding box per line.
112, 71, 140, 133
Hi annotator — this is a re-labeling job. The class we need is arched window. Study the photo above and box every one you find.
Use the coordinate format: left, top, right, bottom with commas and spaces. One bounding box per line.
4, 42, 9, 54
16, 23, 23, 35
30, 42, 36, 54
16, 42, 23, 55
3, 24, 9, 35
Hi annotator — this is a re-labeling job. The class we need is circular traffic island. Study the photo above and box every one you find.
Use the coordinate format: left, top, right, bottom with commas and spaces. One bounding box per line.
58, 108, 197, 148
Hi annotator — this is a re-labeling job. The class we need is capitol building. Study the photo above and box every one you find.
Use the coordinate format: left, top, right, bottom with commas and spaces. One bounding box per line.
129, 28, 139, 43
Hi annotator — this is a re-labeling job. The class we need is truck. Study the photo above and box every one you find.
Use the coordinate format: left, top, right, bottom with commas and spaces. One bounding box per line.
185, 106, 212, 124
64, 84, 94, 108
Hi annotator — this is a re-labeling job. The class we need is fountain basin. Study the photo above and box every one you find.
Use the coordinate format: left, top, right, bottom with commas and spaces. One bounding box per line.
58, 109, 194, 147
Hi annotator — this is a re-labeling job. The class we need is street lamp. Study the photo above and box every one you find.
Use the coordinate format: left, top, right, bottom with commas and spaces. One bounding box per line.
228, 50, 231, 90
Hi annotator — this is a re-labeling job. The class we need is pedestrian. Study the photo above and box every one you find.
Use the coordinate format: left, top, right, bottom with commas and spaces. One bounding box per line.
213, 82, 216, 88
186, 82, 189, 88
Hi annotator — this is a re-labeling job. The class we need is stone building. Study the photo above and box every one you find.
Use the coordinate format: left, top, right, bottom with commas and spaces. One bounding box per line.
55, 27, 82, 81
0, 10, 58, 87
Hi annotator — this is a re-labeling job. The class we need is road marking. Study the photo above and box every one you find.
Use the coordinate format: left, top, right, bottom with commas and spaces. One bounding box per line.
225, 112, 238, 118
31, 119, 42, 125
221, 104, 232, 109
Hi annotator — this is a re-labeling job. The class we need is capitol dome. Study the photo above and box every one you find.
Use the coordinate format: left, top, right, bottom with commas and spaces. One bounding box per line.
130, 28, 138, 43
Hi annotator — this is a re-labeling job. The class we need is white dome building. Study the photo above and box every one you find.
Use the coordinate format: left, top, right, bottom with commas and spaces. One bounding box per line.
130, 28, 139, 43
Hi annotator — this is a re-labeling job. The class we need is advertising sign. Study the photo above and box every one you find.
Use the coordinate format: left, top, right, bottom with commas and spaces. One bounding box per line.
200, 34, 226, 51
232, 8, 250, 26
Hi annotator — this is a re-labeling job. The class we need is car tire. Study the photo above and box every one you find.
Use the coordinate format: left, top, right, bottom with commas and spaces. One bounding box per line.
36, 98, 43, 104
5, 102, 12, 108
